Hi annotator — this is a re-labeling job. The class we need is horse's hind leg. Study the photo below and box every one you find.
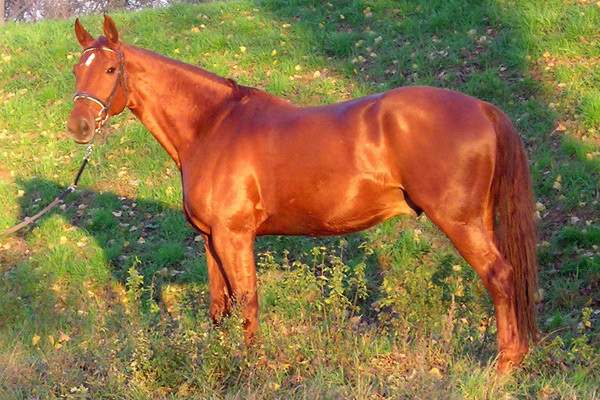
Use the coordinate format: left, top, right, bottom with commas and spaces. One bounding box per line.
428, 213, 528, 372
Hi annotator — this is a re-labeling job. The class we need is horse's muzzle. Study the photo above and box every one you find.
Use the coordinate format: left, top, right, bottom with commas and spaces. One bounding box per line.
67, 114, 95, 144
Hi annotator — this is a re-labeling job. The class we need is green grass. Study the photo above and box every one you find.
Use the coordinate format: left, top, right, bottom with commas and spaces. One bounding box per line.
0, 0, 599, 398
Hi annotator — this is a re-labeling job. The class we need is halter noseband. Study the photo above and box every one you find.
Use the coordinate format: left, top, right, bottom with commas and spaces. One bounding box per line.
73, 46, 127, 138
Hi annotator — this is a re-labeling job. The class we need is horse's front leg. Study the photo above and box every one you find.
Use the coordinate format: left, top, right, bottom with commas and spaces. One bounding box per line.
205, 228, 258, 345
203, 234, 232, 324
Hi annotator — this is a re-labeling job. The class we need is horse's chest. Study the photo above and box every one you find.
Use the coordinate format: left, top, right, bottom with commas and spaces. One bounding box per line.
180, 170, 213, 233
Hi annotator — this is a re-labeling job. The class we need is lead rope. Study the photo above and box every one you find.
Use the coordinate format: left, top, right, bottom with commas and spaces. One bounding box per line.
0, 144, 93, 239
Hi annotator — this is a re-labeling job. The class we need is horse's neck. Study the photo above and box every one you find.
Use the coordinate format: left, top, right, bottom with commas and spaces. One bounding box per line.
122, 44, 233, 169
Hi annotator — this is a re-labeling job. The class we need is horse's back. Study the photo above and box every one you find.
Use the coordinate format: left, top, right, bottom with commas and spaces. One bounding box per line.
256, 85, 498, 195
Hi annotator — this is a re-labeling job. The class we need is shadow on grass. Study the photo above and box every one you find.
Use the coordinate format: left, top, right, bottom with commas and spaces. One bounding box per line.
9, 177, 201, 281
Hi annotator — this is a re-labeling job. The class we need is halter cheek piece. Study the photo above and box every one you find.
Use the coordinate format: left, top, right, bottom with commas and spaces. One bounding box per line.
73, 46, 127, 138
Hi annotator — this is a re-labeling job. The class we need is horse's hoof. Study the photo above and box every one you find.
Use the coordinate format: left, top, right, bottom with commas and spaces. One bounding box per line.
496, 359, 515, 374
497, 351, 525, 374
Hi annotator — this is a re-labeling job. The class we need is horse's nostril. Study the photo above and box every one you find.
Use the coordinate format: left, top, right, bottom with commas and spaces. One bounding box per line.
79, 119, 91, 134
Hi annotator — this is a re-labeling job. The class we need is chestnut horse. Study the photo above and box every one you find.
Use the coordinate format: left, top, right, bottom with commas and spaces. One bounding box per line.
67, 16, 538, 372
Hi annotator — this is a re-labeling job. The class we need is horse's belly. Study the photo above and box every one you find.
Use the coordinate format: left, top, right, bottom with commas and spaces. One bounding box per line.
258, 184, 417, 236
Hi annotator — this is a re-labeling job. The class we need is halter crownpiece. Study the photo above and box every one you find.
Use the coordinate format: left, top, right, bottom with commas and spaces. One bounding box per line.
72, 46, 127, 139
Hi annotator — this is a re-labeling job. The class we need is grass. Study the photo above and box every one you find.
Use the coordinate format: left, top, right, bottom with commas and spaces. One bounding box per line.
0, 0, 598, 398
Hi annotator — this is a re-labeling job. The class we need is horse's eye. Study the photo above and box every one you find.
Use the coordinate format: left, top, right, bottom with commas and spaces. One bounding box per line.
107, 67, 116, 74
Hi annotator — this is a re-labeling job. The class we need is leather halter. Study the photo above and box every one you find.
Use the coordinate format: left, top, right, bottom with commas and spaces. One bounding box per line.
72, 46, 127, 139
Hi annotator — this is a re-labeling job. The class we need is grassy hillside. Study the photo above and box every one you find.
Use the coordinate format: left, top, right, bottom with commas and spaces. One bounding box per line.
0, 0, 598, 398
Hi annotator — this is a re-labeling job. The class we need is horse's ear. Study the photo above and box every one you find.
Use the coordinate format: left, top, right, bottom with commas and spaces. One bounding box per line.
75, 18, 94, 48
103, 15, 119, 46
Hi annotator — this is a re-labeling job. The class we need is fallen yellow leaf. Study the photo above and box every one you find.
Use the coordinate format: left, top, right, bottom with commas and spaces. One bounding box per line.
553, 181, 562, 190
58, 331, 71, 343
429, 367, 442, 379
32, 334, 41, 346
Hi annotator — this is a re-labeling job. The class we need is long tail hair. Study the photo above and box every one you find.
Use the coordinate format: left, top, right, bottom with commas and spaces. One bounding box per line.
483, 102, 539, 342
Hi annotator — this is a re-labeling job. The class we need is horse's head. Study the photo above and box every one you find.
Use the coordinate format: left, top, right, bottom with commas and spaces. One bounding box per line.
67, 15, 127, 144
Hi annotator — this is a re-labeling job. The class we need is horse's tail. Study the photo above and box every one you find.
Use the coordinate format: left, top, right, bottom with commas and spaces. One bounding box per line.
482, 102, 539, 343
